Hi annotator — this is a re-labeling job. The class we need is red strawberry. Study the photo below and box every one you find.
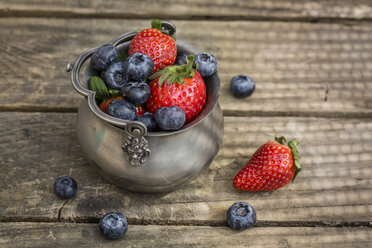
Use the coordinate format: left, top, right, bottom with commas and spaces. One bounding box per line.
136, 104, 146, 116
128, 19, 177, 73
146, 55, 206, 123
233, 136, 301, 191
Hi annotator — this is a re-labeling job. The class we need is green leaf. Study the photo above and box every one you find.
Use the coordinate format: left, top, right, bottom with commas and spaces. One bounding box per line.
108, 89, 121, 97
151, 19, 162, 30
149, 69, 164, 80
175, 76, 185, 85
89, 76, 109, 100
147, 54, 197, 87
275, 135, 287, 145
288, 140, 300, 160
137, 28, 141, 33
158, 72, 170, 87
186, 55, 198, 71
187, 71, 195, 79
167, 74, 177, 85
115, 49, 128, 63
288, 139, 302, 183
186, 55, 195, 66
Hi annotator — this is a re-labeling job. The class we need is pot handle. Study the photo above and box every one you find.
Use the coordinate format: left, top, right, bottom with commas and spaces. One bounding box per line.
66, 44, 151, 167
122, 122, 151, 167
67, 47, 98, 97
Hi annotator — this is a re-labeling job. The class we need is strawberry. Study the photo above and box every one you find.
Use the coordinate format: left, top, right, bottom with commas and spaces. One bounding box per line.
145, 55, 206, 123
128, 19, 177, 73
136, 104, 146, 116
99, 96, 145, 116
233, 136, 301, 191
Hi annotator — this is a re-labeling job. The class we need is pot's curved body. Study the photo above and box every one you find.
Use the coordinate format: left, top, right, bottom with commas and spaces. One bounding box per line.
76, 100, 223, 192
69, 23, 224, 192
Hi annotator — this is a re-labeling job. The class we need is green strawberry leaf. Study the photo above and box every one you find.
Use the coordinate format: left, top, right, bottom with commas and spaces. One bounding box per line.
89, 76, 110, 100
149, 69, 164, 80
288, 139, 301, 182
187, 55, 198, 71
151, 19, 162, 31
148, 55, 197, 86
115, 49, 128, 63
158, 72, 170, 87
185, 55, 194, 77
108, 88, 121, 97
167, 74, 177, 85
175, 75, 186, 85
275, 135, 287, 145
187, 55, 195, 65
288, 140, 300, 160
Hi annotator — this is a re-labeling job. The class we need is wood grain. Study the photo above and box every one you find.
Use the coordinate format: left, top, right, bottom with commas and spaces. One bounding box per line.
1, 18, 372, 117
1, 112, 371, 224
1, 0, 372, 20
1, 223, 372, 248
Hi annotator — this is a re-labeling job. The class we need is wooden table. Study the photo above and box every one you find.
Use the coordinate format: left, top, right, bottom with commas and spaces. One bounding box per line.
1, 1, 372, 247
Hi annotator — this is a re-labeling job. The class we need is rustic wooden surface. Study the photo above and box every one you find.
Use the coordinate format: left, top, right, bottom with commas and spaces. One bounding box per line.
1, 112, 371, 224
1, 18, 372, 117
1, 0, 372, 21
1, 223, 371, 248
1, 1, 372, 247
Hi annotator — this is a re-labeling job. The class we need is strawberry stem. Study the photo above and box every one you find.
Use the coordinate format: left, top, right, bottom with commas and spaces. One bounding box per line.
149, 55, 197, 86
151, 19, 162, 30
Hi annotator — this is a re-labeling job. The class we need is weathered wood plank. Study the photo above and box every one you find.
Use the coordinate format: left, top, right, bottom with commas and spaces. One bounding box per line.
1, 223, 372, 248
1, 112, 371, 224
1, 18, 372, 116
1, 0, 372, 20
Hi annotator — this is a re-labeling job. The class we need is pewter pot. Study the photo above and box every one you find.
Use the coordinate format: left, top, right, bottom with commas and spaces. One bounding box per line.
67, 22, 223, 192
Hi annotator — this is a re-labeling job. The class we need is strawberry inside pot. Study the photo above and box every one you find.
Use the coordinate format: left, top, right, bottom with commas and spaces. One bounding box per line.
69, 21, 224, 193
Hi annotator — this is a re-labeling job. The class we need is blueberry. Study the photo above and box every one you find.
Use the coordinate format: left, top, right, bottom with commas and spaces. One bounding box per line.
155, 106, 186, 131
124, 53, 154, 81
99, 212, 128, 240
121, 81, 151, 105
136, 112, 156, 131
54, 176, 77, 199
194, 53, 218, 77
107, 99, 136, 120
230, 75, 255, 98
101, 62, 126, 90
227, 202, 256, 230
91, 44, 118, 71
175, 53, 190, 65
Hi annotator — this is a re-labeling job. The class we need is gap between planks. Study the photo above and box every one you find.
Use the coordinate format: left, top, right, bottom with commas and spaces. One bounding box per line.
1, 9, 372, 24
1, 106, 372, 119
0, 216, 371, 228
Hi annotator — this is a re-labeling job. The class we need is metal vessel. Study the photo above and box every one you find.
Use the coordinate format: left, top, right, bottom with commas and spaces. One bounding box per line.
68, 22, 224, 192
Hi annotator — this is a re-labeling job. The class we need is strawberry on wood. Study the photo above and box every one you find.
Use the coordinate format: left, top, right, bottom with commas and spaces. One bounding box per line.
233, 136, 302, 191
146, 55, 206, 123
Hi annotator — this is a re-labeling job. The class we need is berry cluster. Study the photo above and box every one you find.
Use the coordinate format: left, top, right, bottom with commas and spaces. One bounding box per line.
89, 20, 218, 131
